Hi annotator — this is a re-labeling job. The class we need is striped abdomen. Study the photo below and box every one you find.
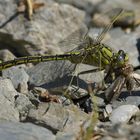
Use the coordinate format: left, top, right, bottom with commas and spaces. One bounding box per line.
0, 54, 79, 71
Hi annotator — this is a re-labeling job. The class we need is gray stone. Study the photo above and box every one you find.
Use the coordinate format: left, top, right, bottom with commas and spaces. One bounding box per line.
0, 78, 19, 121
109, 105, 139, 124
15, 94, 34, 121
27, 61, 75, 86
27, 102, 88, 132
0, 94, 19, 121
27, 102, 70, 132
27, 61, 104, 100
3, 66, 29, 93
56, 131, 77, 140
125, 96, 140, 106
55, 0, 103, 14
0, 78, 18, 103
112, 95, 140, 108
0, 49, 16, 61
102, 123, 140, 140
97, 0, 140, 17
105, 27, 140, 67
76, 64, 104, 83
0, 121, 56, 140
103, 104, 112, 118
0, 0, 85, 56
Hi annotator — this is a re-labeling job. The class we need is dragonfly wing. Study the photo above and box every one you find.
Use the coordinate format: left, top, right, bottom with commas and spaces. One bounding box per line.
58, 24, 89, 52
131, 72, 140, 87
96, 8, 124, 43
105, 75, 126, 102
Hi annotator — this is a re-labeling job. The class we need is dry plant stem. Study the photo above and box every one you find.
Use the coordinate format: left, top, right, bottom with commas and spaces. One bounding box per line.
26, 0, 33, 20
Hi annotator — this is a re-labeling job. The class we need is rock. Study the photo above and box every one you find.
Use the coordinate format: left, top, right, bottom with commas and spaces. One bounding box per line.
2, 66, 29, 93
0, 93, 19, 121
27, 61, 104, 97
63, 105, 89, 132
95, 1, 140, 33
27, 102, 88, 133
27, 102, 70, 132
112, 95, 140, 108
0, 78, 18, 103
0, 121, 56, 140
76, 95, 105, 113
103, 104, 112, 118
97, 0, 140, 19
103, 123, 140, 140
0, 0, 85, 56
104, 26, 140, 67
76, 64, 104, 83
109, 105, 139, 124
56, 131, 78, 140
0, 78, 19, 121
55, 0, 103, 14
27, 61, 75, 86
0, 49, 16, 61
15, 94, 34, 121
125, 96, 140, 106
66, 85, 88, 99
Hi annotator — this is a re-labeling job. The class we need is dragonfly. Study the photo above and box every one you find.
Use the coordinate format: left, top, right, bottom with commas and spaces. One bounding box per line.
0, 8, 140, 103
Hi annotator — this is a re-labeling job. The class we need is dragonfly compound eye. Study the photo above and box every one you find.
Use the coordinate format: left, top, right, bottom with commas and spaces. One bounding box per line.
113, 50, 129, 66
118, 50, 129, 61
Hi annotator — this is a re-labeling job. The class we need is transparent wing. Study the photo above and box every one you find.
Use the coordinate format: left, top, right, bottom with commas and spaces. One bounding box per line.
96, 8, 124, 43
58, 8, 125, 55
58, 24, 89, 53
105, 75, 126, 102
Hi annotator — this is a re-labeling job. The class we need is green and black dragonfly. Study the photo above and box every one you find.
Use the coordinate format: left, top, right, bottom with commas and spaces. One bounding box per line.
0, 8, 140, 102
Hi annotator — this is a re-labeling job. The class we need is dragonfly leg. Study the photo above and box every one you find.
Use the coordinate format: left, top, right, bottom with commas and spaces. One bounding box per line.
78, 68, 102, 75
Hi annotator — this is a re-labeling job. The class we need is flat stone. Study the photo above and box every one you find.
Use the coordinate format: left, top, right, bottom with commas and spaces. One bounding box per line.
0, 121, 56, 140
3, 66, 29, 93
109, 105, 139, 124
0, 78, 19, 121
27, 102, 88, 133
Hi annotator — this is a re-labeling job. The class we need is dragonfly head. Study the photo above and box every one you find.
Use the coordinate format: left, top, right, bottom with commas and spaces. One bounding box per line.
113, 50, 129, 67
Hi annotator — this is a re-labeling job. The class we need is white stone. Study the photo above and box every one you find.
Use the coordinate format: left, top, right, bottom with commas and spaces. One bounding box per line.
109, 105, 139, 124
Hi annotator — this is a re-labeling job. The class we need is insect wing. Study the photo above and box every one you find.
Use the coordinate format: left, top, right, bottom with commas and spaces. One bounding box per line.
58, 24, 89, 53
105, 75, 126, 102
96, 8, 124, 43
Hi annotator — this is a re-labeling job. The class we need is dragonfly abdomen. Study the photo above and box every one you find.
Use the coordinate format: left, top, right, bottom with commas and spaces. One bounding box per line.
0, 54, 77, 71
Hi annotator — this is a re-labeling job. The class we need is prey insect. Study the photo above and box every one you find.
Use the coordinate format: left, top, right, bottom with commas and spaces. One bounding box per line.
0, 8, 140, 102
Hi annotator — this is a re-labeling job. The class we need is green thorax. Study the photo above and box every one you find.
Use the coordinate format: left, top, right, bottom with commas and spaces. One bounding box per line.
67, 43, 114, 68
